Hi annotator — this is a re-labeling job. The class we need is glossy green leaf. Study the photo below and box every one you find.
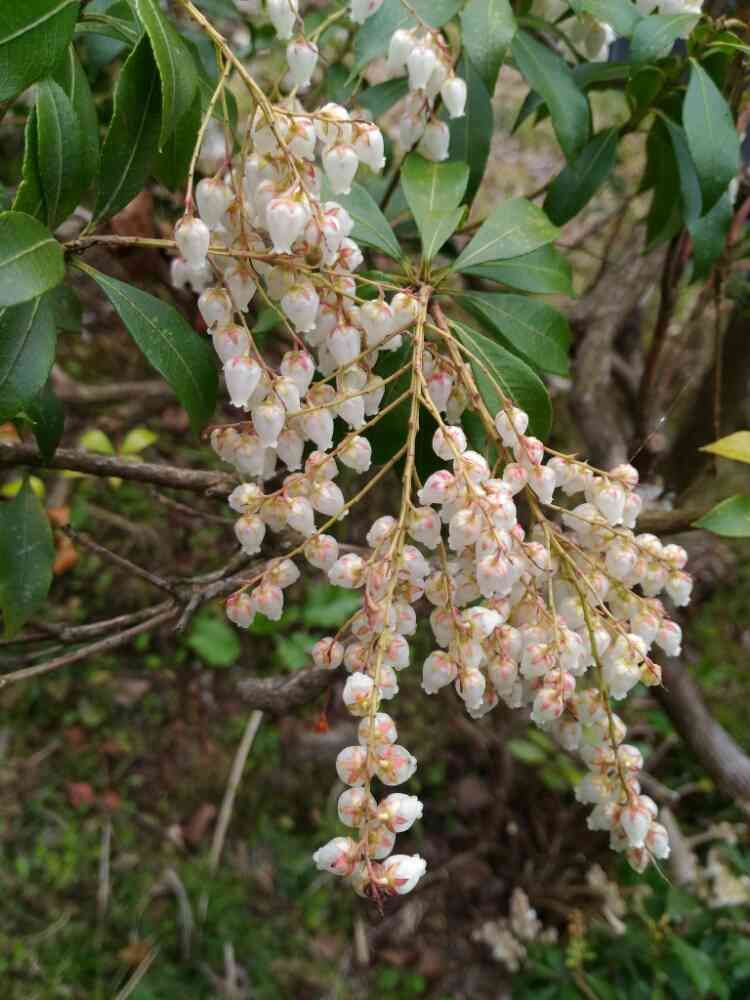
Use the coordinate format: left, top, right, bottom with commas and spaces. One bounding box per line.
453, 198, 559, 272
93, 36, 162, 224
27, 380, 64, 462
186, 609, 241, 667
544, 128, 619, 227
683, 60, 740, 216
700, 431, 750, 464
401, 154, 468, 262
81, 264, 217, 432
53, 46, 100, 192
35, 79, 85, 228
75, 11, 141, 45
0, 294, 57, 421
49, 283, 82, 333
642, 118, 681, 250
453, 320, 551, 437
0, 212, 64, 308
154, 93, 202, 191
511, 30, 590, 161
456, 292, 571, 375
689, 193, 732, 281
12, 108, 45, 221
321, 180, 402, 259
0, 0, 79, 102
572, 0, 642, 36
630, 13, 700, 62
460, 0, 516, 95
662, 117, 701, 226
135, 0, 198, 149
0, 479, 55, 637
352, 0, 462, 74
355, 78, 409, 120
460, 244, 573, 295
366, 342, 412, 465
446, 55, 493, 203
695, 496, 750, 538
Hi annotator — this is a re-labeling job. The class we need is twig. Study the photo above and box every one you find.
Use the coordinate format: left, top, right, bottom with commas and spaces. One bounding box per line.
52, 368, 175, 405
208, 710, 263, 875
0, 443, 235, 495
159, 868, 194, 959
114, 947, 160, 1000
65, 527, 179, 597
97, 819, 112, 923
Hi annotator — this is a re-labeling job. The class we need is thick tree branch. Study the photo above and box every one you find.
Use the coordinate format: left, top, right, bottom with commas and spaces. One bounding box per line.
0, 443, 235, 495
236, 667, 336, 714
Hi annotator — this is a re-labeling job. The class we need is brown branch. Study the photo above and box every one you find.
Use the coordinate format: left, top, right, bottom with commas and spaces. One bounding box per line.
52, 369, 175, 405
635, 505, 712, 536
65, 527, 179, 597
236, 667, 336, 714
0, 443, 235, 495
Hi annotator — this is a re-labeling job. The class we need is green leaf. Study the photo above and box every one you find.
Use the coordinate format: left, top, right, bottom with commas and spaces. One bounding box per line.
695, 496, 750, 538
154, 93, 202, 191
352, 0, 462, 74
302, 583, 361, 628
49, 283, 82, 332
0, 294, 57, 421
456, 292, 571, 375
401, 154, 468, 262
572, 0, 642, 36
507, 738, 547, 764
0, 0, 79, 102
93, 36, 162, 224
53, 46, 100, 192
544, 128, 619, 227
121, 426, 157, 454
79, 427, 114, 454
81, 264, 217, 432
366, 342, 412, 464
186, 609, 241, 667
26, 380, 64, 462
35, 79, 85, 229
511, 30, 590, 161
661, 117, 701, 226
453, 320, 551, 438
700, 431, 750, 464
689, 193, 732, 281
0, 212, 64, 308
321, 180, 402, 259
135, 0, 198, 150
453, 198, 559, 272
460, 0, 516, 95
642, 117, 681, 250
0, 479, 55, 637
460, 245, 573, 295
355, 78, 409, 120
446, 55, 493, 203
12, 108, 45, 221
630, 14, 700, 63
683, 60, 740, 216
669, 937, 723, 997
76, 12, 141, 45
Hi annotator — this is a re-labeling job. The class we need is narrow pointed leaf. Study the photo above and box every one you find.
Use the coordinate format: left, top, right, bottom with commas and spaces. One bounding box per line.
453, 198, 559, 272
0, 0, 79, 102
0, 479, 55, 637
460, 0, 516, 95
0, 212, 64, 307
683, 61, 740, 216
445, 55, 493, 203
460, 245, 572, 294
27, 380, 65, 462
12, 108, 46, 221
321, 180, 403, 259
53, 46, 100, 191
0, 294, 57, 421
700, 431, 750, 464
571, 0, 642, 36
689, 193, 732, 281
695, 496, 750, 537
544, 128, 619, 226
631, 13, 700, 62
401, 154, 468, 261
81, 265, 218, 432
35, 79, 85, 228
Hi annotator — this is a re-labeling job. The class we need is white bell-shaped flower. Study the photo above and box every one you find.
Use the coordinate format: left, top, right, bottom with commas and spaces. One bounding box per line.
267, 0, 298, 40
195, 177, 233, 228
266, 196, 308, 253
281, 281, 320, 333
441, 76, 467, 118
322, 144, 359, 195
407, 45, 438, 91
198, 287, 233, 329
417, 119, 450, 161
252, 397, 286, 447
175, 215, 210, 269
224, 355, 261, 408
286, 39, 318, 88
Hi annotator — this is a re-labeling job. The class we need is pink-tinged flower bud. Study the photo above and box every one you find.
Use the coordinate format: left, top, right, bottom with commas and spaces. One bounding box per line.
322, 142, 359, 196
334, 237, 364, 273
407, 45, 438, 91
665, 571, 692, 607
432, 425, 467, 461
387, 28, 413, 72
441, 76, 467, 118
366, 515, 396, 549
456, 667, 486, 712
252, 581, 284, 621
378, 793, 423, 834
418, 470, 457, 506
281, 282, 320, 333
610, 463, 639, 490
286, 38, 318, 88
645, 821, 670, 859
605, 540, 638, 580
281, 350, 315, 395
310, 479, 345, 516
337, 787, 376, 826
349, 0, 384, 24
527, 465, 556, 505
495, 406, 529, 444
224, 261, 258, 311
417, 119, 450, 162
620, 799, 653, 849
353, 123, 386, 172
408, 507, 441, 549
364, 823, 396, 860
382, 854, 426, 894
662, 543, 687, 570
234, 513, 266, 555
391, 291, 420, 330
315, 103, 352, 147
260, 495, 290, 531
531, 685, 566, 725
477, 550, 514, 599
344, 640, 368, 673
313, 836, 357, 876
402, 545, 430, 581
213, 324, 250, 364
304, 534, 339, 571
591, 479, 626, 525
464, 606, 502, 640
398, 110, 426, 149
381, 631, 409, 670
328, 324, 361, 366
225, 591, 255, 628
228, 483, 264, 514
288, 116, 317, 159
312, 636, 344, 669
358, 712, 398, 746
448, 506, 481, 551
267, 0, 298, 39
502, 462, 527, 495
302, 409, 334, 451
426, 370, 454, 412
655, 619, 682, 657
199, 287, 233, 328
339, 435, 372, 472
343, 672, 377, 716
233, 434, 266, 478
459, 450, 490, 484
195, 177, 233, 228
329, 553, 365, 589
373, 744, 417, 785
336, 744, 370, 785
266, 196, 308, 253
252, 398, 286, 448
274, 428, 302, 471
422, 651, 458, 694
175, 215, 210, 269
224, 356, 262, 409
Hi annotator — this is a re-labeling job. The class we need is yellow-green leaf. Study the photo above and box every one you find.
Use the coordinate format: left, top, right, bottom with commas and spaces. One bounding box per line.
700, 431, 750, 464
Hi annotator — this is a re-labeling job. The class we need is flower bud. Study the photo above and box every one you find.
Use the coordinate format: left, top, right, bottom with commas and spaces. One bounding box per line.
337, 787, 376, 827
286, 39, 318, 88
267, 0, 298, 39
373, 744, 417, 785
441, 76, 467, 118
417, 120, 450, 162
379, 793, 423, 833
322, 143, 359, 195
353, 124, 386, 172
313, 836, 357, 876
342, 672, 377, 716
213, 324, 250, 364
225, 591, 255, 628
407, 46, 438, 91
199, 287, 233, 329
266, 196, 308, 253
234, 513, 266, 555
387, 28, 413, 72
358, 712, 398, 746
195, 177, 233, 228
422, 651, 458, 694
336, 744, 370, 785
304, 534, 339, 571
339, 435, 372, 472
329, 324, 361, 366
281, 282, 320, 333
349, 0, 384, 24
224, 356, 261, 408
329, 553, 365, 589
175, 215, 210, 269
312, 636, 344, 669
382, 854, 427, 894
252, 581, 284, 621
224, 261, 258, 311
